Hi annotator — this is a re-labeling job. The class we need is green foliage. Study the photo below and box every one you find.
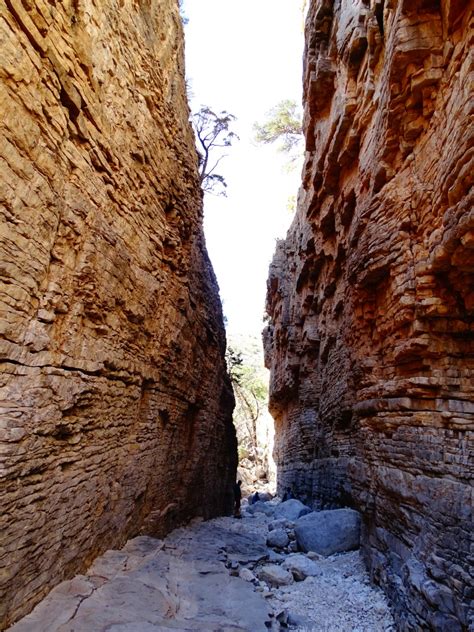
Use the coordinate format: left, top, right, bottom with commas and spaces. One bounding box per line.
227, 336, 273, 479
226, 337, 268, 444
286, 194, 297, 214
226, 346, 244, 385
238, 444, 250, 461
191, 106, 238, 196
253, 99, 303, 154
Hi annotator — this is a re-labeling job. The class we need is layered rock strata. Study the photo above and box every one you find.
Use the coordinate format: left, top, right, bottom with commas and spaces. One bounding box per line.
264, 1, 473, 629
0, 1, 236, 628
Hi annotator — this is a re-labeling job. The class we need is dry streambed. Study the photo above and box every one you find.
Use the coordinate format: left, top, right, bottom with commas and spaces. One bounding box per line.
8, 500, 395, 631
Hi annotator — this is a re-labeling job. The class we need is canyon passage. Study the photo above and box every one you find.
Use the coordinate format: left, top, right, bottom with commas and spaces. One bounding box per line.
0, 1, 473, 632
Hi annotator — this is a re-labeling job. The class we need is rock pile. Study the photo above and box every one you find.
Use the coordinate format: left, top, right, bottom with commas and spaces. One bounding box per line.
8, 499, 395, 632
236, 500, 394, 631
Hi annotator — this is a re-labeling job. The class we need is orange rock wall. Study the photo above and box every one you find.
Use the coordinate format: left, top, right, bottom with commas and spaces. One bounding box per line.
0, 1, 236, 627
265, 1, 473, 629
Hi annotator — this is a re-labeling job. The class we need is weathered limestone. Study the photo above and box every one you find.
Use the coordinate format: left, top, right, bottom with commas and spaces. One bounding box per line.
273, 499, 312, 521
282, 554, 321, 581
6, 508, 395, 632
266, 528, 290, 549
6, 526, 272, 632
294, 509, 361, 556
0, 1, 236, 628
265, 1, 473, 629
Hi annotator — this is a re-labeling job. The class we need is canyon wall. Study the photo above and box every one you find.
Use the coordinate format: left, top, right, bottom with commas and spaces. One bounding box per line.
0, 1, 236, 628
264, 0, 473, 629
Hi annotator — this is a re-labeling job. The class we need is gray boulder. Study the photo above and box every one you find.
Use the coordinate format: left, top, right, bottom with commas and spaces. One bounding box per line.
274, 499, 312, 521
268, 518, 293, 532
282, 554, 321, 581
266, 529, 289, 549
247, 501, 275, 517
257, 564, 293, 587
267, 550, 285, 563
288, 612, 313, 628
239, 567, 256, 582
294, 508, 361, 556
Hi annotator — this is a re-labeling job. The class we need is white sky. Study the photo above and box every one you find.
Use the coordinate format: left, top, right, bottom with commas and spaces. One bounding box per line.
182, 0, 305, 336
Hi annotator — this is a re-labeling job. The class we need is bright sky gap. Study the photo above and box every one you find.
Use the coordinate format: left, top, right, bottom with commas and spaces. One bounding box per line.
182, 0, 306, 336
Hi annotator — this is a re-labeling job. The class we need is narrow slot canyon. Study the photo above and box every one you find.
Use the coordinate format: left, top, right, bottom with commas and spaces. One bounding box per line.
0, 1, 472, 631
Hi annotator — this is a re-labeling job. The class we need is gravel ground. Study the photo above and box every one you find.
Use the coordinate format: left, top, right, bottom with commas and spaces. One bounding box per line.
213, 507, 395, 632
9, 502, 396, 632
266, 551, 395, 631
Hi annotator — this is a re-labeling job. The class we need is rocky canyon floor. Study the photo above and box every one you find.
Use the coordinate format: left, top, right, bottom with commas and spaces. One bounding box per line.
8, 501, 395, 632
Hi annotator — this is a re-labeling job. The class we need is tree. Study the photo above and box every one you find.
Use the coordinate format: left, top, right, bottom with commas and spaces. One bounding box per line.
227, 346, 266, 426
253, 99, 303, 154
226, 339, 268, 463
192, 106, 238, 196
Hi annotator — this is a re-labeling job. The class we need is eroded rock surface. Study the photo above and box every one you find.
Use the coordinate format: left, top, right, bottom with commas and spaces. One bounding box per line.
264, 1, 473, 629
294, 508, 361, 556
6, 527, 271, 632
7, 504, 395, 632
0, 1, 236, 627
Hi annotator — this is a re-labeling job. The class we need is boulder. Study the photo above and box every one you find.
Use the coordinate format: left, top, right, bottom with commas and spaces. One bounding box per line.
266, 529, 289, 549
246, 501, 275, 517
268, 518, 293, 532
288, 612, 313, 628
294, 508, 361, 556
275, 609, 289, 625
257, 565, 293, 587
239, 567, 256, 582
282, 554, 321, 581
273, 499, 312, 521
257, 492, 273, 502
267, 550, 285, 564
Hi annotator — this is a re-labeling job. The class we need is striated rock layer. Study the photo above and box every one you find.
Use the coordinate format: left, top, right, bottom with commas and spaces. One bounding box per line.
265, 1, 473, 629
0, 0, 236, 628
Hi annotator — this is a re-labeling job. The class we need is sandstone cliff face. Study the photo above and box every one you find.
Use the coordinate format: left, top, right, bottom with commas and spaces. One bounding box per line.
0, 1, 236, 627
264, 1, 473, 629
